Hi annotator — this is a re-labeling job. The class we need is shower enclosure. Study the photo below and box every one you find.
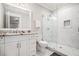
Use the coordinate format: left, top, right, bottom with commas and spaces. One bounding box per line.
41, 3, 79, 56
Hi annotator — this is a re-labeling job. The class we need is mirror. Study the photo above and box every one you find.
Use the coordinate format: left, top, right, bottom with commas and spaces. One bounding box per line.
0, 3, 32, 30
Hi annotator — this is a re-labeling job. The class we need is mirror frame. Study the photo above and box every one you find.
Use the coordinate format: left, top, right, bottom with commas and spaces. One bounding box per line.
1, 3, 32, 30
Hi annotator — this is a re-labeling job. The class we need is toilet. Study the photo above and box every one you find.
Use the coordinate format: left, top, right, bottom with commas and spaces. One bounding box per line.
36, 40, 48, 55
38, 41, 48, 48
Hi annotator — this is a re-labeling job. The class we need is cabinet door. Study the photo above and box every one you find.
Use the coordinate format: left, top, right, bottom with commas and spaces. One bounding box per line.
5, 42, 18, 56
26, 37, 30, 56
5, 36, 19, 43
19, 40, 27, 56
19, 35, 30, 56
29, 36, 36, 56
4, 36, 19, 56
0, 36, 5, 56
42, 15, 57, 43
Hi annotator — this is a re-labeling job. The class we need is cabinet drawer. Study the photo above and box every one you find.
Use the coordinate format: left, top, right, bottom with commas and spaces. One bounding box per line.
5, 36, 19, 43
5, 41, 17, 47
18, 35, 30, 41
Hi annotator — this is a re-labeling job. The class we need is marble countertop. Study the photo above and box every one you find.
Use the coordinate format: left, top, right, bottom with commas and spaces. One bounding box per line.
0, 32, 38, 36
0, 29, 38, 36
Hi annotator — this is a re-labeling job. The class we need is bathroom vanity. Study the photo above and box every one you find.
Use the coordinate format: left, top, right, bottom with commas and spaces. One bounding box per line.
0, 3, 37, 56
0, 30, 37, 56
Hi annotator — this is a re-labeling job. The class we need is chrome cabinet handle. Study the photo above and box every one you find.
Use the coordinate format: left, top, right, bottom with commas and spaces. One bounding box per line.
17, 43, 21, 48
17, 43, 19, 48
19, 43, 21, 48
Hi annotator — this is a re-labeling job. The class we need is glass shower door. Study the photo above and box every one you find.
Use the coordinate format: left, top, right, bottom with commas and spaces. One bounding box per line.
42, 14, 57, 50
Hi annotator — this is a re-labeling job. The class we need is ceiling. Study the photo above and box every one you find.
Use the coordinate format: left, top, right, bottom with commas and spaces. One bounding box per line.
38, 3, 79, 12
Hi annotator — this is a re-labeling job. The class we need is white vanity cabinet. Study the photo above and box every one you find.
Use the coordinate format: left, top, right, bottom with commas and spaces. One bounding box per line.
0, 34, 36, 56
5, 35, 27, 56
0, 36, 5, 56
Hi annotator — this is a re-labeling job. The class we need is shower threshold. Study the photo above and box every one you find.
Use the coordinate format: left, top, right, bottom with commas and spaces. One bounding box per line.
46, 46, 67, 56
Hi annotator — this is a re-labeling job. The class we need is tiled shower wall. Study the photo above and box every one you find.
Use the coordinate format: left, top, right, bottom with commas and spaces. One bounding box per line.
42, 4, 79, 51
55, 4, 79, 49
